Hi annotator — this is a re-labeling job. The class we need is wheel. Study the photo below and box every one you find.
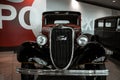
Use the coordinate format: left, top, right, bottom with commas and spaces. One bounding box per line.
85, 64, 106, 80
21, 63, 35, 80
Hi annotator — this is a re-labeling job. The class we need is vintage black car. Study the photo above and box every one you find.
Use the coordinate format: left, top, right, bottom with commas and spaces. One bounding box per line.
94, 16, 120, 59
16, 11, 108, 80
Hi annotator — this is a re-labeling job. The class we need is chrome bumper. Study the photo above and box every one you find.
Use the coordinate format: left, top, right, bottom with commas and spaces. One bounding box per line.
16, 68, 109, 76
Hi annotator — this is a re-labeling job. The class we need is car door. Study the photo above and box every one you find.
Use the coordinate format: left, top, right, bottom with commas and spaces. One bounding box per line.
115, 18, 120, 50
103, 18, 117, 50
94, 19, 104, 43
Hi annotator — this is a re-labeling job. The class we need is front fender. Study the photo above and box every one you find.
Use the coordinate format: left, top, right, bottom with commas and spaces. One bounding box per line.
17, 41, 49, 62
77, 42, 106, 64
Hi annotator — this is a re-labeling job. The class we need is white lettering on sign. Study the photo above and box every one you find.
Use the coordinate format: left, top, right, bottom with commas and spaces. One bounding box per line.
0, 4, 17, 29
19, 6, 36, 30
0, 0, 46, 36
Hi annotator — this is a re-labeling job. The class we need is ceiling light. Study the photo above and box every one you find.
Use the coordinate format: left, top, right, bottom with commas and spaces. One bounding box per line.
112, 0, 116, 3
71, 0, 79, 10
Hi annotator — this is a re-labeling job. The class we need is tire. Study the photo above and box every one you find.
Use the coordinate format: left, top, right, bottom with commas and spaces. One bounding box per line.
85, 64, 106, 80
21, 63, 35, 80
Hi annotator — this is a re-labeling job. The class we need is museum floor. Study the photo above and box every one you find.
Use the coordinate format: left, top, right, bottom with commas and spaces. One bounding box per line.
0, 51, 120, 80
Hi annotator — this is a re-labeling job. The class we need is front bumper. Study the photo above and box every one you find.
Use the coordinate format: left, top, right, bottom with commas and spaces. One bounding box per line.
16, 68, 109, 76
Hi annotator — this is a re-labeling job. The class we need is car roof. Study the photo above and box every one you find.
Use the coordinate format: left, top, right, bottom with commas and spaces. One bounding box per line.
95, 15, 120, 21
43, 11, 81, 16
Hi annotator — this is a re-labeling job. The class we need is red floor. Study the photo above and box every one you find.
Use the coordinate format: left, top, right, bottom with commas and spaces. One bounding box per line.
0, 51, 20, 80
0, 51, 120, 80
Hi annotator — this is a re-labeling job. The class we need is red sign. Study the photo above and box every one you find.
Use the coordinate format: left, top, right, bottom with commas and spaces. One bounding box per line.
0, 0, 46, 47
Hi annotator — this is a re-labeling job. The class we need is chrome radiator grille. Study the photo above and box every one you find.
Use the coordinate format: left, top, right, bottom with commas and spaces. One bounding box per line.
50, 27, 74, 69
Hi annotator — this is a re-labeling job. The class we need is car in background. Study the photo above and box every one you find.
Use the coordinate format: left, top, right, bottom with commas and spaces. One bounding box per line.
16, 11, 108, 80
94, 16, 120, 59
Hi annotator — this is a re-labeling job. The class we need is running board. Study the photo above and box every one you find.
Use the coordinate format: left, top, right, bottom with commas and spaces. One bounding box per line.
16, 68, 109, 76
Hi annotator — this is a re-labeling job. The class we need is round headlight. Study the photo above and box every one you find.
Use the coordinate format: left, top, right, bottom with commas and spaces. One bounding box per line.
36, 34, 47, 46
77, 35, 88, 46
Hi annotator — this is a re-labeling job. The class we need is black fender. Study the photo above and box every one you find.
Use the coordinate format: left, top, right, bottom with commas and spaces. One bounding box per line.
82, 33, 96, 42
91, 35, 100, 42
17, 41, 50, 62
77, 42, 106, 64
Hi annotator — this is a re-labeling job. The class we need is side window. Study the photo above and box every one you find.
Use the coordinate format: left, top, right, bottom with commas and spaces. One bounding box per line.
105, 19, 116, 28
105, 22, 111, 27
98, 20, 104, 28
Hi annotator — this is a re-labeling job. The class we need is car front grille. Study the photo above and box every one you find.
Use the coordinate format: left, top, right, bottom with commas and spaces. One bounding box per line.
50, 26, 74, 69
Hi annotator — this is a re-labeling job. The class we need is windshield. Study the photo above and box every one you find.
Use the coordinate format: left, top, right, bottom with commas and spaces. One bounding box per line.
44, 14, 80, 26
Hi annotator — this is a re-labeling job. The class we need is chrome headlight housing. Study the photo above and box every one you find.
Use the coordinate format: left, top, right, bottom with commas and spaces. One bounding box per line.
36, 34, 47, 46
77, 35, 88, 46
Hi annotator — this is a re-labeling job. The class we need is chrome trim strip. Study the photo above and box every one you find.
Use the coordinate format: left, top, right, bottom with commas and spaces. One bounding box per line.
50, 26, 75, 70
16, 68, 109, 76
